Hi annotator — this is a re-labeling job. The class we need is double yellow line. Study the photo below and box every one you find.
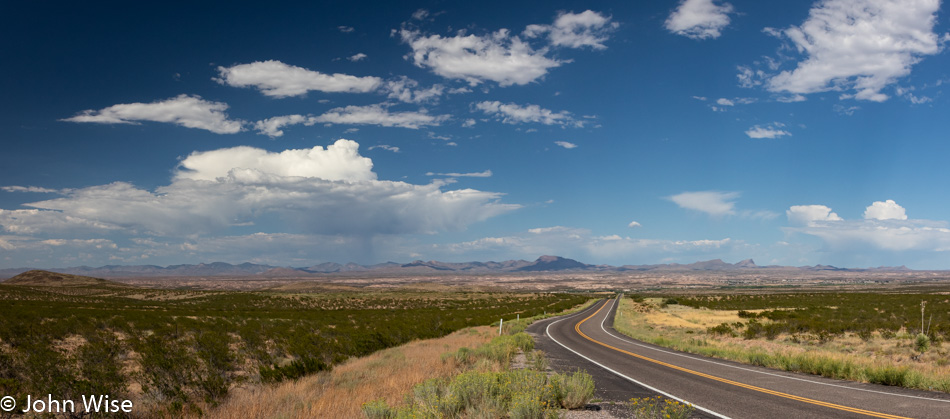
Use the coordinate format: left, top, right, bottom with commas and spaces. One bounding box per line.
574, 300, 911, 419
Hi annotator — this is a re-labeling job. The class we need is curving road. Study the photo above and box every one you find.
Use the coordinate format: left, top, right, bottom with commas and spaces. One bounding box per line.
528, 297, 950, 418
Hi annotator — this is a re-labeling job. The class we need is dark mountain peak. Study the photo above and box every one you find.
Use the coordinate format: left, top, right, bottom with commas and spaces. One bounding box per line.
516, 255, 589, 272
735, 259, 757, 268
400, 260, 453, 271
811, 264, 844, 271
304, 262, 343, 273
402, 260, 427, 267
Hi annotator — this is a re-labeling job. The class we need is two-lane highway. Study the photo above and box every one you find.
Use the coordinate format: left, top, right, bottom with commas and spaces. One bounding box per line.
529, 298, 950, 418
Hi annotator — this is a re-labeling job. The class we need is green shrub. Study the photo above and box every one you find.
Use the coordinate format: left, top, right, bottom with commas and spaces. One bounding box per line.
707, 322, 734, 336
558, 371, 595, 409
134, 333, 197, 414
763, 322, 784, 340
361, 399, 394, 419
510, 369, 559, 417
509, 390, 549, 419
659, 298, 679, 308
393, 348, 579, 418
411, 378, 455, 417
530, 350, 548, 371
866, 366, 910, 387
915, 333, 931, 353
737, 310, 757, 319
259, 356, 328, 383
743, 319, 763, 340
746, 351, 770, 367
74, 331, 128, 399
507, 320, 528, 335
473, 333, 534, 366
451, 371, 503, 412
194, 330, 236, 404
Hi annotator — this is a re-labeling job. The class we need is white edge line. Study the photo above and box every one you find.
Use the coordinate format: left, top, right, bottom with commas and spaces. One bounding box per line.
544, 300, 732, 419
602, 296, 950, 404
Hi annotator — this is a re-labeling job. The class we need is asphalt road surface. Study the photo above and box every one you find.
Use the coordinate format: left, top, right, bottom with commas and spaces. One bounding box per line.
527, 298, 950, 418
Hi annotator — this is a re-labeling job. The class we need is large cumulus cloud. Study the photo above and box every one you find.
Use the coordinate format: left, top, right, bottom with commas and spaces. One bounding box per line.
785, 200, 950, 252
1, 139, 519, 240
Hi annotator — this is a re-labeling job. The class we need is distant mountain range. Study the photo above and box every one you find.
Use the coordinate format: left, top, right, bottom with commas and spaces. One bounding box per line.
0, 256, 914, 279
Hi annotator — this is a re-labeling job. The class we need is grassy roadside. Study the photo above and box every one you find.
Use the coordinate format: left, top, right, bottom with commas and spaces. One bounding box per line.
203, 326, 497, 418
360, 300, 601, 418
613, 297, 950, 393
202, 298, 599, 418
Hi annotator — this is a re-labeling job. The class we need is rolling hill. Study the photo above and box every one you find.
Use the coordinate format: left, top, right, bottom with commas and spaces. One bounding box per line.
2, 270, 129, 287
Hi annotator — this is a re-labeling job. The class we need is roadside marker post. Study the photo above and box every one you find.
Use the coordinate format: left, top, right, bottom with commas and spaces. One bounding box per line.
499, 318, 503, 335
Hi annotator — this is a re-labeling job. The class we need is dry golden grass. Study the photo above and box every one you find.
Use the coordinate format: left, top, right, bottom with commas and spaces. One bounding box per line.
201, 326, 494, 419
616, 298, 950, 392
640, 298, 744, 329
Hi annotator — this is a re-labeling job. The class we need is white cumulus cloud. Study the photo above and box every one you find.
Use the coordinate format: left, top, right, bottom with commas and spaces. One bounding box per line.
475, 101, 580, 127
384, 76, 445, 104
215, 60, 382, 98
628, 221, 642, 228
2, 140, 518, 239
785, 200, 950, 254
314, 104, 450, 129
62, 94, 244, 134
765, 0, 944, 102
745, 123, 791, 139
368, 145, 400, 153
787, 204, 842, 225
175, 139, 376, 182
864, 199, 908, 220
397, 27, 560, 86
665, 0, 735, 40
669, 191, 739, 217
1, 186, 61, 194
523, 10, 617, 49
254, 114, 316, 138
554, 141, 578, 149
397, 10, 614, 87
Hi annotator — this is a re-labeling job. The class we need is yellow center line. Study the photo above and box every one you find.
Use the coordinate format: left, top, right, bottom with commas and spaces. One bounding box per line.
574, 300, 911, 419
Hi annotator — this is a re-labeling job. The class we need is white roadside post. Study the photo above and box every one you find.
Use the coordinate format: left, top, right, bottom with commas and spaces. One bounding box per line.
499, 318, 503, 335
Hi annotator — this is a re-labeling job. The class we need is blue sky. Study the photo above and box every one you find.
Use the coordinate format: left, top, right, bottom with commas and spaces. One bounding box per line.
2, 0, 950, 269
